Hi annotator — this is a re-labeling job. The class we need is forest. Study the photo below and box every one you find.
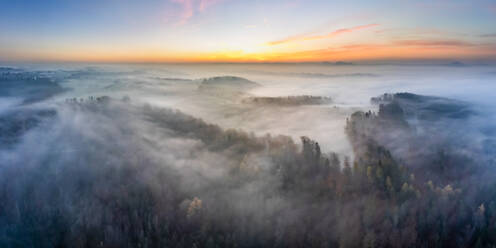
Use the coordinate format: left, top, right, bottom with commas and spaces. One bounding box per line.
1, 68, 496, 247
0, 91, 495, 247
242, 95, 333, 106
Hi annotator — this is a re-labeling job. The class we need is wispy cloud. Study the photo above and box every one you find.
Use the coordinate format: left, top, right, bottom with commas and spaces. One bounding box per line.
199, 37, 496, 62
199, 0, 223, 11
394, 39, 474, 47
480, 33, 496, 38
171, 0, 194, 24
374, 27, 445, 36
170, 0, 225, 25
490, 4, 496, 13
267, 24, 379, 46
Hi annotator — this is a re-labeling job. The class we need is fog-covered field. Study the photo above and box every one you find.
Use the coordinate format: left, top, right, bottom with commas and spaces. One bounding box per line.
1, 63, 496, 247
7, 63, 496, 153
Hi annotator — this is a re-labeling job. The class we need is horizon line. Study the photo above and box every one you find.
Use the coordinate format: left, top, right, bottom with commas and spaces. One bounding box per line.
1, 59, 495, 66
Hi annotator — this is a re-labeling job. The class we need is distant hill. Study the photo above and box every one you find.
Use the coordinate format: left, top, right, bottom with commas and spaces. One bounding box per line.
321, 61, 354, 65
445, 61, 466, 67
335, 61, 354, 65
371, 92, 474, 120
198, 76, 260, 92
242, 95, 333, 106
0, 70, 65, 104
0, 67, 22, 72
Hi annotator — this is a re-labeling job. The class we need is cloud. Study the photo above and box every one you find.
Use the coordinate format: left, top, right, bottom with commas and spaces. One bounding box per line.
199, 0, 224, 11
480, 33, 496, 38
170, 0, 225, 24
229, 38, 495, 62
267, 24, 379, 46
394, 39, 474, 47
374, 27, 445, 36
171, 0, 194, 24
490, 4, 496, 13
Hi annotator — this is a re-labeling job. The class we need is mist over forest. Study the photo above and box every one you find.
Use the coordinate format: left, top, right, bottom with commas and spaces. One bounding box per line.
1, 63, 496, 247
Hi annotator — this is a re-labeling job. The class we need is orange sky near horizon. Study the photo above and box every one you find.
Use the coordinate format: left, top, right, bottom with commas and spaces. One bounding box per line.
7, 42, 493, 63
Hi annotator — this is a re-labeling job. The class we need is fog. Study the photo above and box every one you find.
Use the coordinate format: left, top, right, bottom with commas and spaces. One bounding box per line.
1, 63, 496, 247
48, 63, 496, 154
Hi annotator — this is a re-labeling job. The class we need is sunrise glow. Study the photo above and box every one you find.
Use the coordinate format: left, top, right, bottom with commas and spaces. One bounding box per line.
1, 0, 496, 63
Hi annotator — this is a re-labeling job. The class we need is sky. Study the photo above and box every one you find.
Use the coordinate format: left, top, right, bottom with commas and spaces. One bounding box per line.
0, 0, 495, 63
